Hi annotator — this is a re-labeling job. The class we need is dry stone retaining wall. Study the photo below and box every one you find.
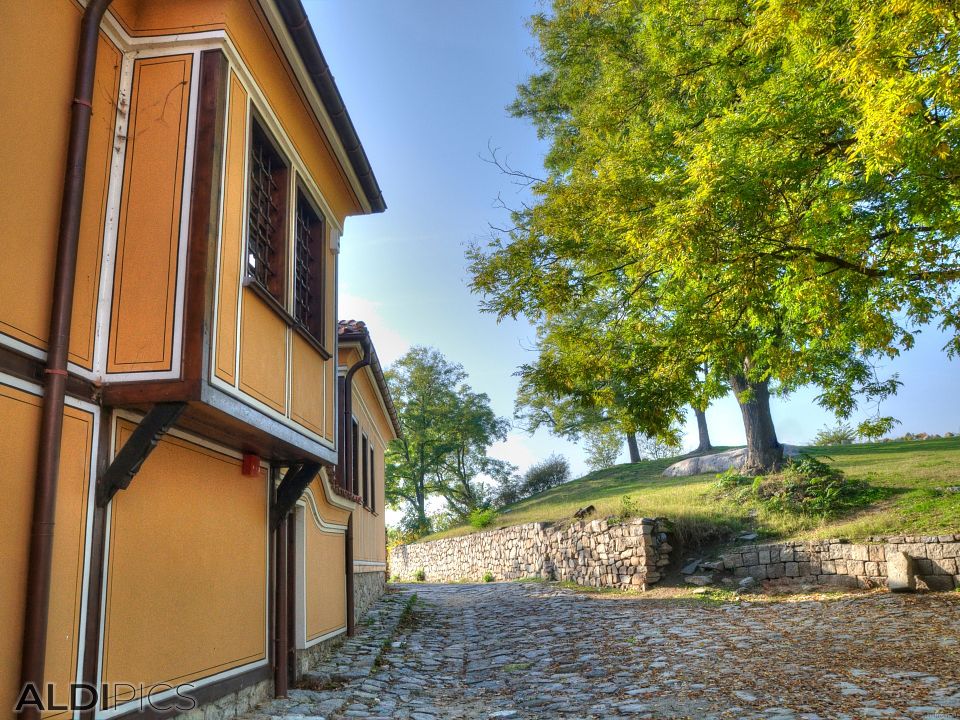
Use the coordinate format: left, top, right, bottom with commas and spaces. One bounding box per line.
721, 534, 960, 591
390, 518, 672, 590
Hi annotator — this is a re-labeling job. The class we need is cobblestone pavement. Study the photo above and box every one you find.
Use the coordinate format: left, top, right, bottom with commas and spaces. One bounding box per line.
249, 582, 960, 720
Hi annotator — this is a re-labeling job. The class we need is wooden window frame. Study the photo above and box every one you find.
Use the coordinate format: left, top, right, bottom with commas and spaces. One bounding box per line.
361, 433, 370, 507
368, 443, 376, 514
351, 418, 360, 496
244, 115, 289, 305
293, 186, 326, 347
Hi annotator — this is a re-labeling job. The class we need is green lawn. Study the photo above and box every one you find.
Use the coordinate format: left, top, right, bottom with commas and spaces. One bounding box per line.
426, 437, 960, 548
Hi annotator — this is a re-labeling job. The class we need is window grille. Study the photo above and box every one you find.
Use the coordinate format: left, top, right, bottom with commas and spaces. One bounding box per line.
246, 120, 287, 302
351, 418, 360, 496
362, 434, 370, 506
369, 444, 376, 512
294, 191, 324, 339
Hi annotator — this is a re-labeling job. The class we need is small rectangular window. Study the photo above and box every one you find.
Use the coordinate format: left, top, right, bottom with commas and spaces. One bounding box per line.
351, 418, 359, 496
369, 444, 376, 512
246, 119, 288, 303
361, 434, 370, 506
293, 189, 325, 341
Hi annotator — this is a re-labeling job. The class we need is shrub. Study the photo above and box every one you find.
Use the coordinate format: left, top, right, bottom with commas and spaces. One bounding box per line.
414, 568, 425, 582
714, 468, 751, 493
614, 494, 640, 522
469, 508, 497, 529
717, 455, 883, 518
813, 422, 858, 446
483, 572, 495, 583
387, 526, 421, 552
492, 475, 524, 508
522, 455, 571, 496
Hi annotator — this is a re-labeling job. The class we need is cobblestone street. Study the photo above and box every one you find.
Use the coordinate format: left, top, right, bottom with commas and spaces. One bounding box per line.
250, 582, 960, 720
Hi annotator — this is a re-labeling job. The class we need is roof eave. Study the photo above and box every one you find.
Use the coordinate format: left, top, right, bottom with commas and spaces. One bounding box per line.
270, 0, 386, 214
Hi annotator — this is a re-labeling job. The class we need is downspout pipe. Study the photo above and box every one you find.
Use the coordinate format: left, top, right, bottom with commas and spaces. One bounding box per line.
345, 516, 355, 636
20, 0, 114, 709
274, 510, 289, 697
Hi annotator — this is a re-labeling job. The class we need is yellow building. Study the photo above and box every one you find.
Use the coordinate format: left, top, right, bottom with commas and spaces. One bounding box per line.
0, 1, 396, 717
334, 321, 401, 621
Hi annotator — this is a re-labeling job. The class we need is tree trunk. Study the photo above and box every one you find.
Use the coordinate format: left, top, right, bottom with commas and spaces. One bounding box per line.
414, 484, 429, 534
693, 406, 712, 454
729, 374, 783, 473
626, 432, 641, 463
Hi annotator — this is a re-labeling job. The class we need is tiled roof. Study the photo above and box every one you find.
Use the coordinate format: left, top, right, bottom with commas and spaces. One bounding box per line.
337, 319, 402, 439
337, 319, 368, 337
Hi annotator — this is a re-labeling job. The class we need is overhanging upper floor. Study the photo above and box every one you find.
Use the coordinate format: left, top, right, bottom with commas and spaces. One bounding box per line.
0, 0, 386, 466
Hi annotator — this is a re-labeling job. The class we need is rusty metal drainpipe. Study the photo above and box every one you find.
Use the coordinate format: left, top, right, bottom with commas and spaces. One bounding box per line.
341, 337, 370, 637
345, 516, 355, 636
19, 0, 114, 711
274, 509, 289, 698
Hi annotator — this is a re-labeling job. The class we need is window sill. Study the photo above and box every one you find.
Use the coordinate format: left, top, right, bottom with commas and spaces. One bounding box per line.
244, 277, 331, 360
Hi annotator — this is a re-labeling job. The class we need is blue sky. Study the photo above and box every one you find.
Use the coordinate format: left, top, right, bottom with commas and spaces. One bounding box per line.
307, 0, 960, 481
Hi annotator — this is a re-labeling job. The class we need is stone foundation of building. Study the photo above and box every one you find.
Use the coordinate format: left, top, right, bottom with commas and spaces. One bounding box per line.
354, 569, 387, 620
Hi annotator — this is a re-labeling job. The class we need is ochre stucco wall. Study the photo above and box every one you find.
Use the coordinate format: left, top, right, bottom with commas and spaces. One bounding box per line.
100, 421, 269, 708
0, 0, 120, 369
0, 382, 94, 719
339, 347, 392, 568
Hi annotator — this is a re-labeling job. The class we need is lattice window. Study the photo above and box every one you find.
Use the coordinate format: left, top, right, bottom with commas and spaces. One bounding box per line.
294, 190, 325, 340
369, 444, 376, 512
351, 418, 360, 495
361, 434, 370, 507
246, 120, 288, 302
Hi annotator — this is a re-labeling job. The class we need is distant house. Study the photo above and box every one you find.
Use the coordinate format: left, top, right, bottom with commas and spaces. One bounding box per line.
0, 1, 392, 717
335, 321, 403, 616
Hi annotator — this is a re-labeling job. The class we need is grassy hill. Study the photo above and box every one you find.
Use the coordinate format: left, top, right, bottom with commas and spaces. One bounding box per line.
427, 437, 960, 549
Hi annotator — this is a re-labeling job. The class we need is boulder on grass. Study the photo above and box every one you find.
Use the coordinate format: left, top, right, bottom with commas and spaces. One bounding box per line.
662, 445, 802, 477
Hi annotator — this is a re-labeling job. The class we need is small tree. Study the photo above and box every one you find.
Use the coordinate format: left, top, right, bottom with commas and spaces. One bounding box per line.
634, 434, 681, 460
813, 423, 858, 447
385, 347, 512, 536
584, 426, 623, 471
521, 455, 571, 497
491, 474, 524, 508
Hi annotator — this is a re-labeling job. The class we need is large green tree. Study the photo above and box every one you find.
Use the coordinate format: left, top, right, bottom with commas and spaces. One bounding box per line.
470, 0, 960, 472
433, 387, 513, 519
385, 347, 511, 534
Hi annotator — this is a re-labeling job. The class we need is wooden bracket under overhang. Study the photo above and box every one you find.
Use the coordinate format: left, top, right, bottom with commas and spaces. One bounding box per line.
270, 460, 323, 530
96, 402, 188, 507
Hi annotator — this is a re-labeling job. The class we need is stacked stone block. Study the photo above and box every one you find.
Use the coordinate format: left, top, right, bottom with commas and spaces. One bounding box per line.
720, 535, 960, 591
389, 518, 671, 590
354, 571, 387, 621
